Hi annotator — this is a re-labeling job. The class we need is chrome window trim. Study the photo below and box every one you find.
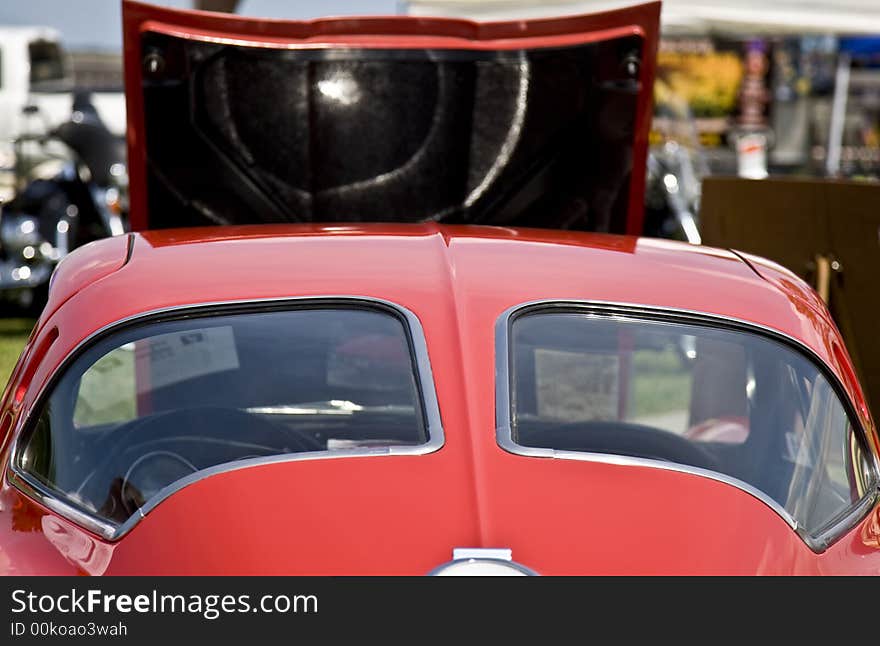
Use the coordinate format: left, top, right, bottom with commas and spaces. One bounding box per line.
495, 299, 880, 554
429, 548, 539, 576
428, 559, 539, 576
7, 296, 444, 542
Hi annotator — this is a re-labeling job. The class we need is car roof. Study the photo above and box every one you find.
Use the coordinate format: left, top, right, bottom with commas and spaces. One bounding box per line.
41, 223, 824, 335
45, 223, 829, 340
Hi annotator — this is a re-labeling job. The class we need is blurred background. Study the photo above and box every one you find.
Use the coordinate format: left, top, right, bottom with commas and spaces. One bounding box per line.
0, 0, 879, 383
5, 0, 880, 183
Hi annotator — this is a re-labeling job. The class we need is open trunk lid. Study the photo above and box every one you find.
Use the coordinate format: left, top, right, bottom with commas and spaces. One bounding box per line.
122, 0, 659, 234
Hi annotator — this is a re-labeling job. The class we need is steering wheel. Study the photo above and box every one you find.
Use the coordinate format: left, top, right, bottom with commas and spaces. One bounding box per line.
516, 419, 721, 472
108, 451, 201, 521
79, 407, 325, 518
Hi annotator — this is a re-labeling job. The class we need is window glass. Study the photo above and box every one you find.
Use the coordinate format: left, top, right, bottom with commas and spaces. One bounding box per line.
19, 306, 429, 524
73, 343, 136, 427
29, 40, 67, 89
507, 311, 877, 535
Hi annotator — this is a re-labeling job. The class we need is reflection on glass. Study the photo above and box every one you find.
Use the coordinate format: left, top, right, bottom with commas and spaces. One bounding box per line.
19, 307, 428, 525
509, 311, 876, 535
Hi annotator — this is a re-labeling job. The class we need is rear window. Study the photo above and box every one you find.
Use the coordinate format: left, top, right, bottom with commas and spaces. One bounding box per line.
502, 308, 878, 540
17, 303, 436, 527
29, 39, 67, 90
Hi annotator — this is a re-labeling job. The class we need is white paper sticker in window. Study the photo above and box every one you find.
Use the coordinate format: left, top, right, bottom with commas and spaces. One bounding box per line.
534, 349, 619, 421
135, 326, 239, 392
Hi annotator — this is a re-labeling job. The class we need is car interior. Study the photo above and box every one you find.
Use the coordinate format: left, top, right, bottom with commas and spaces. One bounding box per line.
509, 311, 875, 535
19, 307, 428, 523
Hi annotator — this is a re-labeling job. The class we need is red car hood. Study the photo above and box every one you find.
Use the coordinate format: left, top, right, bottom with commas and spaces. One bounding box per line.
97, 452, 811, 575
122, 0, 659, 235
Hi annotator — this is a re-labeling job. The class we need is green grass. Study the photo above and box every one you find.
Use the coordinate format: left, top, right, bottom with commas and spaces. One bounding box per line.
73, 344, 136, 427
0, 318, 35, 389
631, 348, 692, 417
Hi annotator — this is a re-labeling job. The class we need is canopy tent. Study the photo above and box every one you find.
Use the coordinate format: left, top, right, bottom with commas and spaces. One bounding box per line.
404, 1, 880, 35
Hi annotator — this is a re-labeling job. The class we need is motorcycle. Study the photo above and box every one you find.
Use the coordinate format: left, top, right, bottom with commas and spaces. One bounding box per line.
0, 91, 128, 310
643, 98, 708, 246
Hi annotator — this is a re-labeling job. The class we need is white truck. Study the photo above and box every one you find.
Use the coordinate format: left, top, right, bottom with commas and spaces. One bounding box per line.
0, 26, 126, 200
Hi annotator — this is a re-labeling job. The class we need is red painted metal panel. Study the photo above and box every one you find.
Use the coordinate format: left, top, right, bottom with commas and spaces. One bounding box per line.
0, 224, 877, 574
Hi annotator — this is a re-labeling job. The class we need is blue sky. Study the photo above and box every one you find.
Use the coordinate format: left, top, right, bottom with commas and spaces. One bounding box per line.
0, 0, 399, 50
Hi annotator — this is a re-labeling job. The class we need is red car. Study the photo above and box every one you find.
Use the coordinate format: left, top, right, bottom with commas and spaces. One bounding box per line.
0, 1, 878, 575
